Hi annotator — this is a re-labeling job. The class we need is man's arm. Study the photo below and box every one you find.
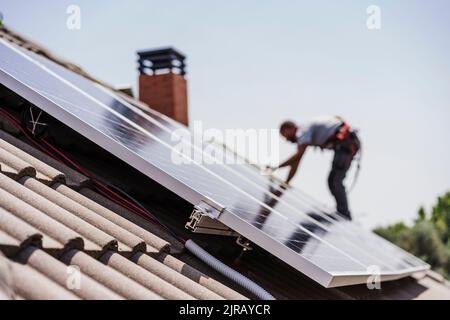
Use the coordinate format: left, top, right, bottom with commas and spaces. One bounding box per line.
274, 144, 307, 184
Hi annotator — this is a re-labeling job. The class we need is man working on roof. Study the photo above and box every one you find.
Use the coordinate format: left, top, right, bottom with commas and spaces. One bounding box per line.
270, 116, 360, 220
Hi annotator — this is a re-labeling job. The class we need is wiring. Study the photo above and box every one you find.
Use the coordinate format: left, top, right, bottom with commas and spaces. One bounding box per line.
0, 108, 186, 243
348, 144, 362, 194
185, 240, 275, 300
104, 183, 183, 241
1, 107, 276, 298
0, 108, 58, 160
28, 106, 47, 136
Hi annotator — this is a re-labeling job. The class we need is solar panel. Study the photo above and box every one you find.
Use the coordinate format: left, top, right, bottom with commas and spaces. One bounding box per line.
0, 38, 429, 288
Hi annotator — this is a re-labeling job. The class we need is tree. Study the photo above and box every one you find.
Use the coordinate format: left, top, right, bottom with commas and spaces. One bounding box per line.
374, 191, 450, 280
430, 193, 450, 244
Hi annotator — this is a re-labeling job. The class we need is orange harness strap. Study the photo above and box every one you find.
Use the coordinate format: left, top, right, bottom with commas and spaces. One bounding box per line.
336, 123, 352, 141
335, 123, 359, 157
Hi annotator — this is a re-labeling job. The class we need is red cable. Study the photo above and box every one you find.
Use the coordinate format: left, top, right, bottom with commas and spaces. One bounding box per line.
0, 109, 59, 160
1, 109, 145, 217
0, 108, 184, 241
42, 132, 173, 228
94, 180, 153, 216
93, 183, 157, 223
42, 136, 155, 217
40, 138, 92, 177
41, 136, 153, 217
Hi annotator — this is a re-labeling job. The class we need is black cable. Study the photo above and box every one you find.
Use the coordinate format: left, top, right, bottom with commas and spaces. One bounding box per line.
348, 143, 362, 194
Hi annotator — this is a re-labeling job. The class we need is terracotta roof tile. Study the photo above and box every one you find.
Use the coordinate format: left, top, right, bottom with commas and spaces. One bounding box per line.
413, 275, 450, 300
0, 147, 36, 180
0, 253, 14, 300
0, 253, 79, 300
158, 252, 247, 300
0, 138, 64, 185
21, 177, 141, 254
0, 230, 20, 257
131, 251, 224, 300
0, 230, 19, 247
99, 250, 194, 300
0, 207, 61, 251
0, 129, 246, 300
0, 187, 86, 251
15, 246, 123, 300
56, 183, 164, 255
1, 174, 117, 254
60, 249, 161, 300
79, 187, 180, 253
0, 131, 90, 188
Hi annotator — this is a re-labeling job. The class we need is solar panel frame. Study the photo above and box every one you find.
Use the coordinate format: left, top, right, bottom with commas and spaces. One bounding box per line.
25, 52, 425, 273
0, 39, 429, 288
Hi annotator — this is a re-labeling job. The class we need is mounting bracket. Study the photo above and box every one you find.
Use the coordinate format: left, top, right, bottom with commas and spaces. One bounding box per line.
185, 201, 238, 237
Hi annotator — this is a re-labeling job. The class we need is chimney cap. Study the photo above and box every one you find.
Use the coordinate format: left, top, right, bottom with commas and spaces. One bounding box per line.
137, 47, 186, 75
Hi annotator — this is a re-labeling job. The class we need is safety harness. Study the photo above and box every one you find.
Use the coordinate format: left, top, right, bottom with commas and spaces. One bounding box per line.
335, 123, 359, 156
328, 122, 362, 193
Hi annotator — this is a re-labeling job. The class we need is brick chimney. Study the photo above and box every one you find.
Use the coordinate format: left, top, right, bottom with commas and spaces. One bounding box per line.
137, 48, 189, 126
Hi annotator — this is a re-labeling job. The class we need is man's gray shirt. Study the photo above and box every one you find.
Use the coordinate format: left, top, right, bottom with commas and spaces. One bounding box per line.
296, 116, 343, 148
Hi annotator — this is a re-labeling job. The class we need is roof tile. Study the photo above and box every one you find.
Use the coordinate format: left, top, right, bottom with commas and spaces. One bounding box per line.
131, 251, 224, 300
0, 253, 79, 300
0, 147, 36, 180
0, 138, 64, 185
79, 187, 179, 253
1, 174, 118, 254
21, 177, 147, 254
100, 250, 194, 300
0, 131, 90, 188
60, 249, 162, 300
0, 207, 61, 251
15, 246, 123, 300
0, 187, 87, 251
0, 132, 247, 299
158, 252, 248, 300
0, 230, 20, 257
0, 253, 14, 300
56, 183, 166, 255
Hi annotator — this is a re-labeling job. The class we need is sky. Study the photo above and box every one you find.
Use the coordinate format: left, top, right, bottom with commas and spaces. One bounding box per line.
0, 0, 449, 229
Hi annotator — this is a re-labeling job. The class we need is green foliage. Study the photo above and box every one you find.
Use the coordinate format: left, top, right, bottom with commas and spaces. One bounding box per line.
430, 194, 450, 243
374, 191, 450, 280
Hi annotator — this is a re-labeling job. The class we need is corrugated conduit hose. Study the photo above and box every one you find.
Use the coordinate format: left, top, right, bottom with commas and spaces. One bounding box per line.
185, 239, 276, 300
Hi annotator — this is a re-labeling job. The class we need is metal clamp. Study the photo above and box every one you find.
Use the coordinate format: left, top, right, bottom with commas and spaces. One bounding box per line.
185, 201, 237, 236
236, 236, 253, 251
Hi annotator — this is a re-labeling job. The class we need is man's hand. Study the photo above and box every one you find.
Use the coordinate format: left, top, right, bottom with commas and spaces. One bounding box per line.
264, 165, 278, 175
280, 182, 291, 191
